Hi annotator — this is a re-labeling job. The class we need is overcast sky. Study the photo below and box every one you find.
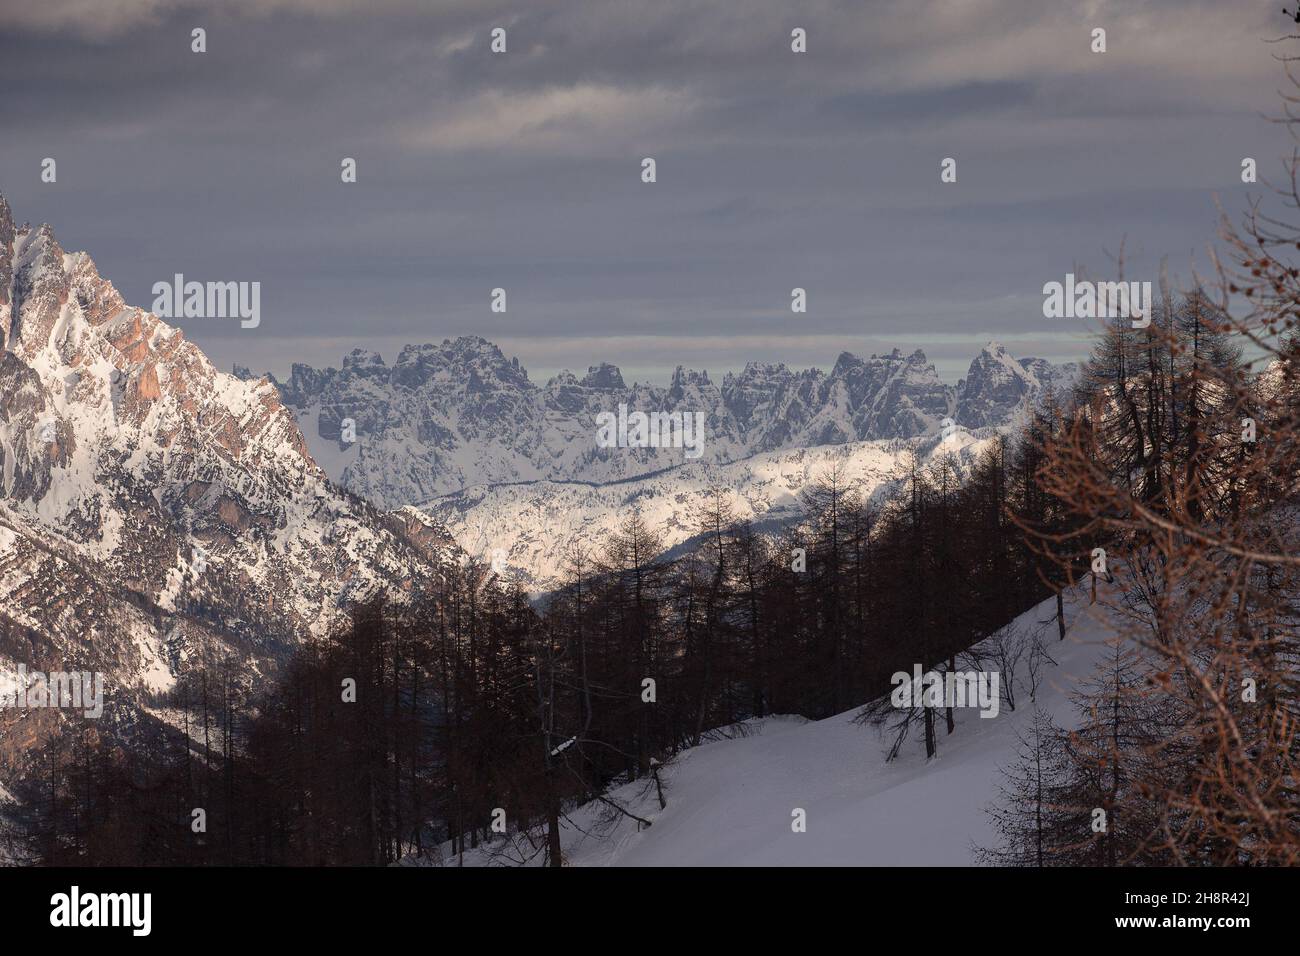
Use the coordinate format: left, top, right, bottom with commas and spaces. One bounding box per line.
0, 0, 1286, 384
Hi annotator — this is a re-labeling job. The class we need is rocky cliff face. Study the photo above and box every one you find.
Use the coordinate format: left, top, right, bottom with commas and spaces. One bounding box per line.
954, 341, 1079, 429
0, 194, 462, 732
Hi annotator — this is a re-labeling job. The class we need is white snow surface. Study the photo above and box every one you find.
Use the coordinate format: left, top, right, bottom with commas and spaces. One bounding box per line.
429, 428, 992, 592
421, 590, 1114, 866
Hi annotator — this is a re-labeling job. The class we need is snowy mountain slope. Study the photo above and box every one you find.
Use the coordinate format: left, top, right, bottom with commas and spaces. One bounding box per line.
0, 193, 465, 740
0, 501, 179, 695
422, 589, 1114, 866
428, 427, 995, 592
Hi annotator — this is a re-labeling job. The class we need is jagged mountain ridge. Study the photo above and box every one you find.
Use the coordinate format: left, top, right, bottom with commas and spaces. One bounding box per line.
265, 337, 1077, 509
0, 194, 464, 735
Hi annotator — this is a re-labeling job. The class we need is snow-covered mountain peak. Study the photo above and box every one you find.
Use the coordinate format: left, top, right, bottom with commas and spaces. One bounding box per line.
956, 341, 1079, 429
0, 193, 463, 721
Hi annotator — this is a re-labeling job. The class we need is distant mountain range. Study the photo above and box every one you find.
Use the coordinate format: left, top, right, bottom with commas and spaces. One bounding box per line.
258, 337, 1077, 510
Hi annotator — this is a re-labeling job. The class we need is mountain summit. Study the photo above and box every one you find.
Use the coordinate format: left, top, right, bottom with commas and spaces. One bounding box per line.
955, 341, 1078, 429
0, 194, 461, 754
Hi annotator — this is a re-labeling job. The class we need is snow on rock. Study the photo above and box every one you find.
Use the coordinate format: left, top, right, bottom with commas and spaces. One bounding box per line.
268, 338, 1074, 509
268, 336, 1073, 591
0, 193, 466, 755
956, 341, 1080, 430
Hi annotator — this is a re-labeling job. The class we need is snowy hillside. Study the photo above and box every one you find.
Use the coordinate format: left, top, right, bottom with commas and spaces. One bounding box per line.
430, 427, 995, 592
423, 590, 1113, 866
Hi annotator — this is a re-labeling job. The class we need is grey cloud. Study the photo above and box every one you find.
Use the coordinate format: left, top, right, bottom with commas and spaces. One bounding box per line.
0, 0, 1286, 385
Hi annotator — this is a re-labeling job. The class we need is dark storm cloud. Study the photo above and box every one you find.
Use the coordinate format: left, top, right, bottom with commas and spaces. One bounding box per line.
0, 0, 1284, 383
